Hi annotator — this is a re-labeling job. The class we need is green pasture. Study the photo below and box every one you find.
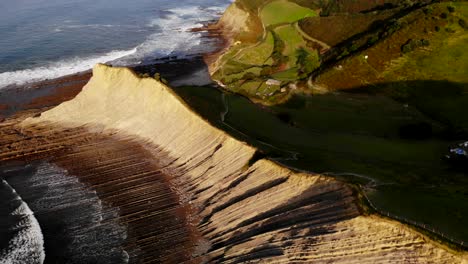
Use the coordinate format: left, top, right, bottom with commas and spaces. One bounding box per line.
260, 0, 317, 26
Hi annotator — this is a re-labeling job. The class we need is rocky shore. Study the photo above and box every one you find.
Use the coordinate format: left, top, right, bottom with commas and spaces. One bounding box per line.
0, 64, 464, 263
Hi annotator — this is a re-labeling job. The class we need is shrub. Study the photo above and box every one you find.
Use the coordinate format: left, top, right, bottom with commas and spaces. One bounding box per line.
447, 6, 455, 13
423, 7, 433, 15
242, 72, 257, 80
401, 39, 430, 54
387, 21, 401, 34
154, 73, 161, 81
341, 49, 350, 57
401, 43, 414, 53
421, 39, 430, 46
367, 35, 379, 46
349, 43, 360, 52
260, 66, 274, 75
459, 19, 467, 29
440, 12, 448, 19
369, 20, 385, 30
295, 48, 317, 78
445, 27, 456, 33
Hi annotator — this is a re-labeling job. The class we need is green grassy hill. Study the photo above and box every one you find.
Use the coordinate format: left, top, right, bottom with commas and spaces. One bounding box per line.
206, 0, 468, 248
213, 0, 467, 104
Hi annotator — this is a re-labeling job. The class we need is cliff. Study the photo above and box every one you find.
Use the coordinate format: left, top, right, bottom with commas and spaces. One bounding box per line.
216, 2, 252, 35
21, 64, 466, 263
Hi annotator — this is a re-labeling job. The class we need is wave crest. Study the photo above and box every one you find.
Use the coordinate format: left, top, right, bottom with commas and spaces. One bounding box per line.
0, 179, 45, 264
0, 49, 137, 88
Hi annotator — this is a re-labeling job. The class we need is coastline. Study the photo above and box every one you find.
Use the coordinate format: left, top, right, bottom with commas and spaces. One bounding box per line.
4, 64, 462, 262
0, 3, 466, 262
0, 21, 229, 120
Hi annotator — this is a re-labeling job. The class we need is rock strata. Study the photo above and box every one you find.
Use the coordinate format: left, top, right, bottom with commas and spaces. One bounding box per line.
0, 64, 461, 263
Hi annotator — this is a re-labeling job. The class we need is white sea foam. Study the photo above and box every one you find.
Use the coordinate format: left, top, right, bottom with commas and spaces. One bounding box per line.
3, 162, 129, 263
0, 48, 137, 88
0, 3, 229, 89
0, 180, 45, 264
130, 5, 225, 60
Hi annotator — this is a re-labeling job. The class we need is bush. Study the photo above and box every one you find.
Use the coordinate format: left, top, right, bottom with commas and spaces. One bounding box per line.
445, 27, 456, 33
242, 72, 257, 80
440, 12, 448, 19
367, 35, 379, 46
296, 48, 317, 77
338, 49, 349, 59
349, 43, 360, 52
447, 6, 455, 13
401, 39, 430, 53
459, 19, 467, 29
423, 7, 433, 15
401, 43, 414, 53
387, 21, 401, 34
260, 66, 274, 76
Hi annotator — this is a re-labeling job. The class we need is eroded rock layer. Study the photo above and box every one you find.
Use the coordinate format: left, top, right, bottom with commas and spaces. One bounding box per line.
3, 64, 464, 263
0, 125, 200, 263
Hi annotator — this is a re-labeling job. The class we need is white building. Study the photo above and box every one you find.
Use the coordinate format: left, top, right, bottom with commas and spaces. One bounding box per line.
266, 79, 281, 86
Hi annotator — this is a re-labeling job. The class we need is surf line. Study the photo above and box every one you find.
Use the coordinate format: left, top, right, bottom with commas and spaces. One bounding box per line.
0, 179, 45, 264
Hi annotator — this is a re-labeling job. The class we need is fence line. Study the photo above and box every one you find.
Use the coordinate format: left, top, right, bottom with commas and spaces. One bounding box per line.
361, 187, 466, 249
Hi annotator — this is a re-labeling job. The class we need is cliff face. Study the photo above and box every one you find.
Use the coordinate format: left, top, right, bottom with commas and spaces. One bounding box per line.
207, 1, 263, 75
217, 3, 251, 34
22, 64, 465, 263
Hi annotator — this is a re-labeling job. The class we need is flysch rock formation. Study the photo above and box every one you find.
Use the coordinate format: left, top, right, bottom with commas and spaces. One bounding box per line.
16, 64, 466, 263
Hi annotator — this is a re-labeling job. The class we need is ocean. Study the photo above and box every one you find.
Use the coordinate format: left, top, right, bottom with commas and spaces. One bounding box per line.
0, 1, 232, 262
0, 0, 233, 88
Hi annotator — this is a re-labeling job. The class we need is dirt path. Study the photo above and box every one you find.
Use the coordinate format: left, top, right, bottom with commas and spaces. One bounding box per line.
294, 22, 331, 50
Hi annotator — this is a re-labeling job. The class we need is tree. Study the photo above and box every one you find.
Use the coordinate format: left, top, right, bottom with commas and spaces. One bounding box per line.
295, 48, 317, 78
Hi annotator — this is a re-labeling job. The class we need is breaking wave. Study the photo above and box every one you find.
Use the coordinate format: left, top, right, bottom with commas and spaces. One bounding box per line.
1, 162, 128, 263
123, 5, 228, 64
0, 3, 230, 89
0, 179, 45, 264
0, 48, 137, 88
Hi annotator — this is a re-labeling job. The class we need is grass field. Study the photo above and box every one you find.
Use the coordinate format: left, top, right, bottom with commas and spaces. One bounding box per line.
173, 83, 468, 244
382, 2, 468, 84
316, 2, 468, 91
234, 31, 275, 65
213, 0, 323, 102
260, 0, 317, 26
274, 25, 307, 66
299, 10, 396, 46
367, 185, 468, 243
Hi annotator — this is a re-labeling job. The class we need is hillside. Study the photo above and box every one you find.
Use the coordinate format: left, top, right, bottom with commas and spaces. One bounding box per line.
210, 0, 467, 105
0, 64, 461, 262
198, 0, 468, 250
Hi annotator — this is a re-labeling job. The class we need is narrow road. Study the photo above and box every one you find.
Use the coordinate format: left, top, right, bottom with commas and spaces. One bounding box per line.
294, 22, 331, 50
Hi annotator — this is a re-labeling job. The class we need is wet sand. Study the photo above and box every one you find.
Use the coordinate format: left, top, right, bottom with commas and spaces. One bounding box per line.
0, 55, 216, 263
0, 121, 203, 263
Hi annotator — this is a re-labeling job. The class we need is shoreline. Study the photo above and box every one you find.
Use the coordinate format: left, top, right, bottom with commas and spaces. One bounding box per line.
1, 3, 466, 262
2, 64, 462, 262
0, 18, 229, 120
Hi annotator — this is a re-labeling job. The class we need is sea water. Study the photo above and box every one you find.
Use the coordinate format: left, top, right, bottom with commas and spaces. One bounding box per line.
1, 162, 129, 263
0, 0, 233, 88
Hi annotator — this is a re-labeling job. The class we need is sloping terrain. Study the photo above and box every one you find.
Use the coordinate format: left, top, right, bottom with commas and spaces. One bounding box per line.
210, 0, 467, 105
0, 64, 464, 262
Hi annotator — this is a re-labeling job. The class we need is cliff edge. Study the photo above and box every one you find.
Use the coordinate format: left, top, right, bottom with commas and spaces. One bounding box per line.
22, 64, 466, 263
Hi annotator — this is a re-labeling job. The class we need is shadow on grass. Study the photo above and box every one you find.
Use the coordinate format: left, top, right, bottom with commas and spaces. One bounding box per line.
173, 79, 468, 245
